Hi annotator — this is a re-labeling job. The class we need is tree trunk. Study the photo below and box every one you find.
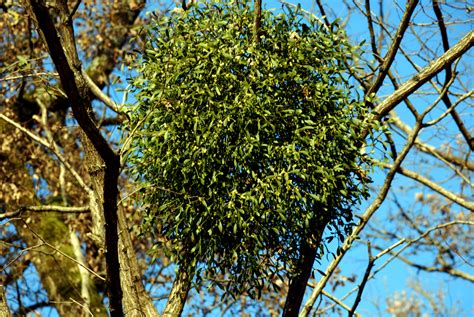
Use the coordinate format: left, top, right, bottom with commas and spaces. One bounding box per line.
117, 203, 159, 316
163, 263, 195, 317
0, 285, 12, 317
26, 1, 123, 314
282, 240, 318, 317
15, 214, 107, 316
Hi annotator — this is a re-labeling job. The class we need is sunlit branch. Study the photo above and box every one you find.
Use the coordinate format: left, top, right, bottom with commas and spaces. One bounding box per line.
0, 113, 91, 194
319, 289, 361, 317
424, 89, 472, 126
300, 108, 424, 317
367, 0, 419, 96
379, 162, 474, 211
432, 0, 473, 150
374, 30, 473, 119
81, 69, 126, 117
349, 242, 373, 316
373, 245, 474, 282
367, 220, 474, 282
0, 205, 89, 220
390, 112, 474, 170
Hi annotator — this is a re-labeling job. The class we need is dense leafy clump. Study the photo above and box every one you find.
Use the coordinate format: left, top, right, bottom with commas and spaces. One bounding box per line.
125, 1, 377, 297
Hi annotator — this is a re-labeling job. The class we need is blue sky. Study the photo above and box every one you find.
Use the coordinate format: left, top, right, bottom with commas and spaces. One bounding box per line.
4, 0, 472, 316
91, 0, 474, 315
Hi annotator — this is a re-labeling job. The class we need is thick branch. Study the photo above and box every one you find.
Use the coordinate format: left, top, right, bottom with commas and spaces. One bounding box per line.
0, 205, 89, 220
380, 163, 474, 211
27, 1, 117, 163
283, 238, 320, 317
367, 0, 419, 96
0, 285, 11, 317
26, 1, 122, 315
432, 0, 473, 150
253, 0, 262, 43
374, 30, 473, 119
300, 118, 423, 317
163, 264, 195, 317
81, 70, 122, 115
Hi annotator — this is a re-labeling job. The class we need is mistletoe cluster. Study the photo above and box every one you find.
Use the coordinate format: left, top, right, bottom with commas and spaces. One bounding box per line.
125, 1, 378, 297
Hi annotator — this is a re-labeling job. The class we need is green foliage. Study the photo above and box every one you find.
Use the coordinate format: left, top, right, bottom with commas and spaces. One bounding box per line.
125, 1, 376, 298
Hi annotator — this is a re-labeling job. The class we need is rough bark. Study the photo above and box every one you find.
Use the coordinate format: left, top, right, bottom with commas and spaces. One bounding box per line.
8, 0, 158, 315
0, 127, 107, 316
26, 0, 123, 314
0, 285, 12, 317
282, 229, 323, 317
15, 214, 107, 316
253, 0, 262, 43
117, 202, 159, 316
282, 241, 318, 317
163, 263, 195, 317
374, 30, 473, 119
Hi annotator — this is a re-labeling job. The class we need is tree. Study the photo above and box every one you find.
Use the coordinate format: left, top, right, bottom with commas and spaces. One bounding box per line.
126, 3, 381, 316
0, 0, 472, 316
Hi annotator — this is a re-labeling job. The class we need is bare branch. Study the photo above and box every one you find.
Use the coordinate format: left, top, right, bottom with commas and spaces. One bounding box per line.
300, 109, 424, 317
424, 89, 473, 127
320, 290, 360, 317
349, 243, 374, 316
364, 0, 382, 62
380, 249, 474, 282
21, 220, 106, 282
0, 205, 89, 220
367, 0, 419, 96
0, 113, 91, 194
379, 162, 474, 211
81, 69, 126, 117
432, 0, 473, 150
369, 221, 474, 282
390, 112, 474, 170
26, 0, 123, 313
374, 30, 473, 119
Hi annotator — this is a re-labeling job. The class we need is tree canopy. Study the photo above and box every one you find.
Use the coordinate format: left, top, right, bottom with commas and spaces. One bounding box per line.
126, 1, 379, 298
0, 0, 472, 316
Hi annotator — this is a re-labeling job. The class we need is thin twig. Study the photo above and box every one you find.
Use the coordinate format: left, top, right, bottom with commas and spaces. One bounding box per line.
0, 113, 91, 194
349, 243, 373, 316
21, 219, 106, 281
367, 0, 419, 97
378, 162, 474, 211
0, 72, 58, 81
300, 107, 425, 317
81, 69, 125, 116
